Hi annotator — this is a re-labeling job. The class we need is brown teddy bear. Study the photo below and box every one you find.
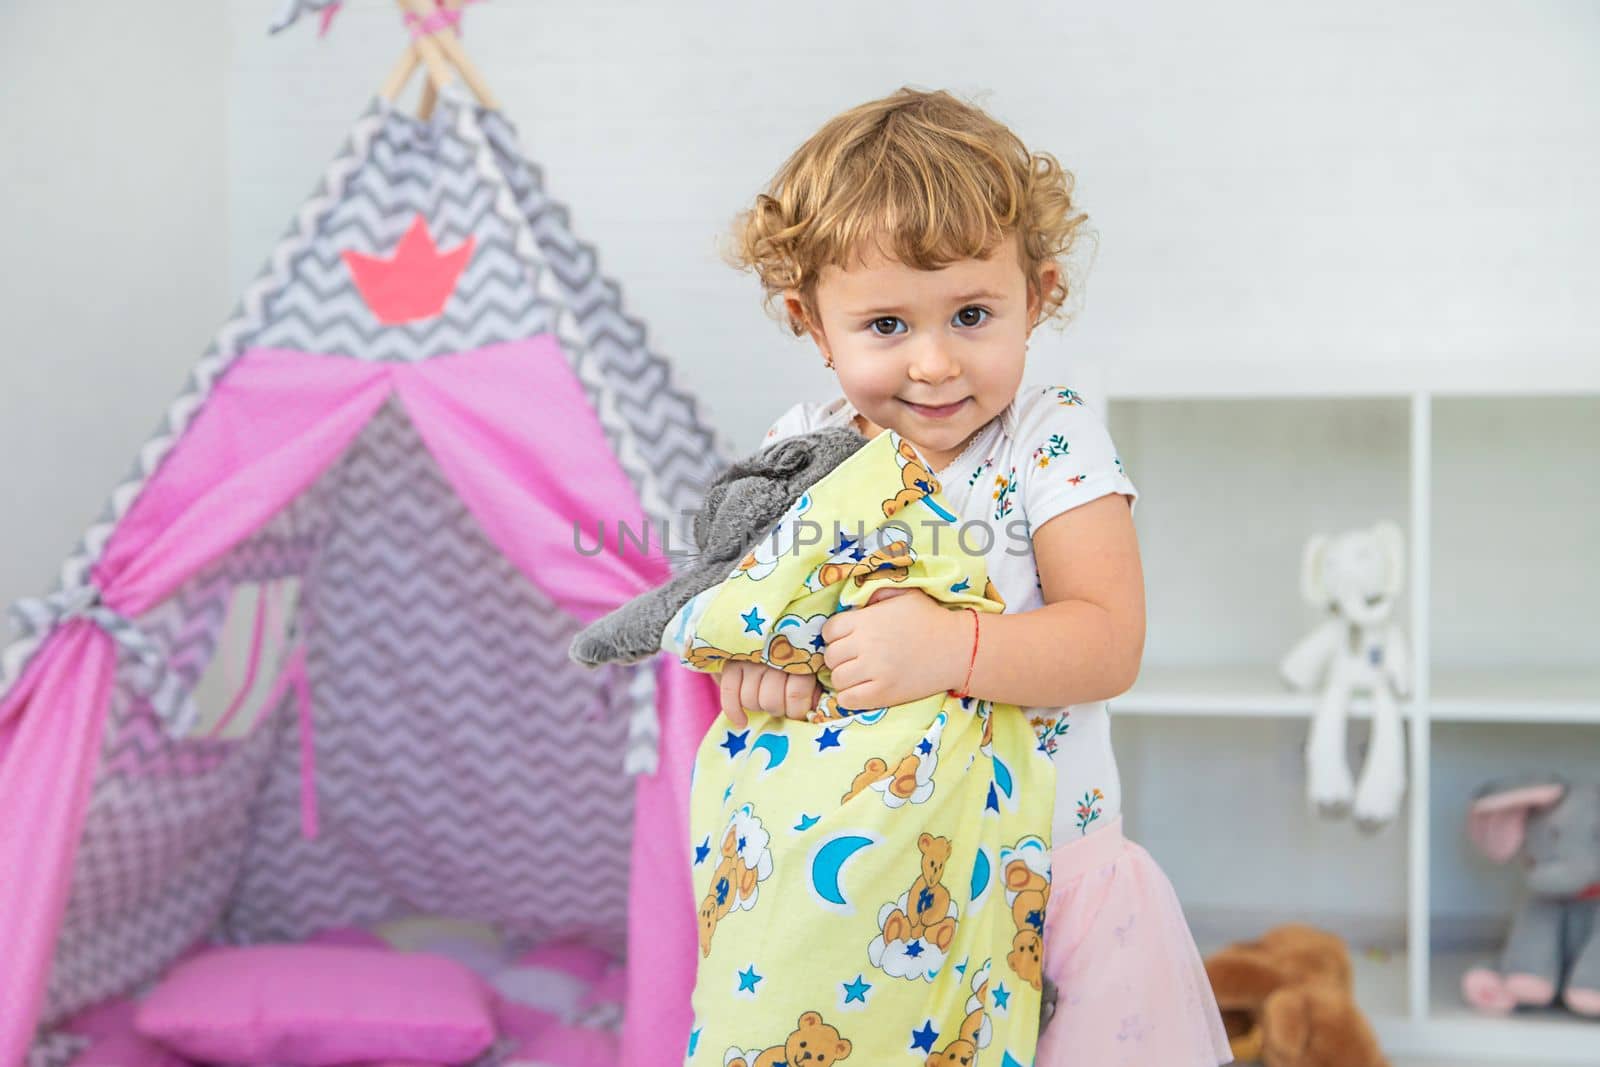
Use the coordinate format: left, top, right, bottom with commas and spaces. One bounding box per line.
1002, 855, 1050, 990
815, 538, 915, 588
841, 753, 924, 804
726, 1010, 853, 1067
926, 976, 988, 1065
697, 826, 759, 957
1203, 923, 1389, 1067
923, 1039, 976, 1066
883, 833, 959, 951
883, 440, 940, 518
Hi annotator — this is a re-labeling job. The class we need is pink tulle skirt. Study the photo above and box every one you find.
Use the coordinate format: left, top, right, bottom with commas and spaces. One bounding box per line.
1035, 815, 1234, 1067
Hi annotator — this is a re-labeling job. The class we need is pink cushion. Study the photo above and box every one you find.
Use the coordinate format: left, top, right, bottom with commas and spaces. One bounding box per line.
517, 1019, 619, 1067
134, 944, 496, 1066
64, 997, 193, 1067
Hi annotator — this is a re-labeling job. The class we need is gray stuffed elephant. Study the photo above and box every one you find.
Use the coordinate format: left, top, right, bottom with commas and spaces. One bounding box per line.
1461, 775, 1600, 1017
567, 427, 867, 667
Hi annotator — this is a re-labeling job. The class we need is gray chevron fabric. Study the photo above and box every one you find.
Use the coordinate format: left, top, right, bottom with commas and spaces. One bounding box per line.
21, 90, 729, 1063
224, 400, 638, 952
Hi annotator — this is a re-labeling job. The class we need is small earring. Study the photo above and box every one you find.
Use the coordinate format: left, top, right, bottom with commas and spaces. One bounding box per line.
824, 356, 834, 369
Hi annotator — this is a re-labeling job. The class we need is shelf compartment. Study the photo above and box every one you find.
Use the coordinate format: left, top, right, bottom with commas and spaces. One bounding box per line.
1372, 950, 1600, 1065
1113, 664, 1600, 724
1115, 663, 1418, 719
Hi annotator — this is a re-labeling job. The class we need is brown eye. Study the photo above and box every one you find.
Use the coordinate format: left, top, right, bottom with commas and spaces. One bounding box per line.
870, 317, 905, 336
954, 306, 990, 328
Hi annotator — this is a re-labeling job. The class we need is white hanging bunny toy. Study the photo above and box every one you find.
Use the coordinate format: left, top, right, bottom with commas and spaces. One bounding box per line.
1279, 520, 1413, 832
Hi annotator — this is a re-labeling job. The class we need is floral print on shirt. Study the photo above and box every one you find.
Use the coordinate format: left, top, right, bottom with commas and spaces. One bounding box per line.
1032, 434, 1071, 469
1076, 788, 1105, 834
992, 467, 1018, 520
1029, 712, 1071, 756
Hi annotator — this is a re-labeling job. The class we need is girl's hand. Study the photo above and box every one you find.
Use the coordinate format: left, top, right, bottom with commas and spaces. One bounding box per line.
719, 661, 822, 728
820, 587, 967, 710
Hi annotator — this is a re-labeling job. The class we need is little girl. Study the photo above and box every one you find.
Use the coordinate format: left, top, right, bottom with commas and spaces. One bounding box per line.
722, 87, 1233, 1066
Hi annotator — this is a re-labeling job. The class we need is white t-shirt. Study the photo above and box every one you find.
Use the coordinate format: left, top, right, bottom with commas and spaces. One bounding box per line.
759, 384, 1141, 843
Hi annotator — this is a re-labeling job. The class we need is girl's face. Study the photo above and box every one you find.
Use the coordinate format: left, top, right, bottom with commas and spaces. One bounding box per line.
789, 232, 1053, 473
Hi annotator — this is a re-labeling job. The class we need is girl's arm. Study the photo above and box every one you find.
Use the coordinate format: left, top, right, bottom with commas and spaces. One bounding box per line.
953, 492, 1145, 709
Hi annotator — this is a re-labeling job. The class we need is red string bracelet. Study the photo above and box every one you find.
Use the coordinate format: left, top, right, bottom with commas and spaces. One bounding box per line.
948, 606, 980, 699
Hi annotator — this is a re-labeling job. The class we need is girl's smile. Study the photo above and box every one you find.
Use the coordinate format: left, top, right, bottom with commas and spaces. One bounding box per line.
902, 397, 970, 419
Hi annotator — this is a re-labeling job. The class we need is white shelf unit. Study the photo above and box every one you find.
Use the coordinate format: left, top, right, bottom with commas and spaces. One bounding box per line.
1098, 383, 1600, 1065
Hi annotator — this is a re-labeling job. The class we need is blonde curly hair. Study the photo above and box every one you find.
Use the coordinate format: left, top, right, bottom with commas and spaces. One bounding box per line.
725, 86, 1093, 337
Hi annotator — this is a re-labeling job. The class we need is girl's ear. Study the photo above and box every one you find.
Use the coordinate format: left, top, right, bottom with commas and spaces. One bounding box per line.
1029, 261, 1061, 330
783, 290, 833, 362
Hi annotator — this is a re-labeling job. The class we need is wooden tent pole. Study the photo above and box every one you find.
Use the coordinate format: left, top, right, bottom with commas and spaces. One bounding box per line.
379, 45, 422, 102
396, 0, 499, 110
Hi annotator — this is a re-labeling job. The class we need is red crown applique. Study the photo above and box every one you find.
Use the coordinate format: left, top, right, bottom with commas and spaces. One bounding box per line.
342, 214, 475, 326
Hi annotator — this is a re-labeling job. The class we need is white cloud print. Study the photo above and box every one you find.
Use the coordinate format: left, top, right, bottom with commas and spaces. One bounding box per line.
867, 891, 959, 981
724, 805, 773, 911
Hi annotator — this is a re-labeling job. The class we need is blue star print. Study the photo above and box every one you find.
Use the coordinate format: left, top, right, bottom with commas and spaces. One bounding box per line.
832, 534, 857, 556
842, 975, 871, 1004
909, 1021, 940, 1053
795, 813, 820, 831
693, 837, 710, 865
737, 965, 763, 993
918, 738, 934, 755
810, 632, 827, 651
986, 782, 999, 812
740, 607, 766, 634
904, 940, 924, 958
951, 577, 970, 593
816, 727, 842, 751
993, 982, 1011, 1009
721, 730, 748, 758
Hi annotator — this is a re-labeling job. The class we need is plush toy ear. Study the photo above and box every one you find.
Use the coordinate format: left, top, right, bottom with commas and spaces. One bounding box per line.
1468, 780, 1567, 863
1299, 533, 1332, 608
1204, 949, 1292, 1010
1371, 520, 1406, 599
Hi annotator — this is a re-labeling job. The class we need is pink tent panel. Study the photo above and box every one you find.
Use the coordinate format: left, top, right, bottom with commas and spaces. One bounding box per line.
0, 335, 714, 1066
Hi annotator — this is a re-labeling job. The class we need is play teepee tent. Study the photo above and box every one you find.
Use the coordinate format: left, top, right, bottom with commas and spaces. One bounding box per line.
0, 8, 728, 1065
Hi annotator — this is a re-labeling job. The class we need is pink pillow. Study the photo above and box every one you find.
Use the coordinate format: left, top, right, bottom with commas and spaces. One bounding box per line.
64, 997, 193, 1067
134, 944, 496, 1066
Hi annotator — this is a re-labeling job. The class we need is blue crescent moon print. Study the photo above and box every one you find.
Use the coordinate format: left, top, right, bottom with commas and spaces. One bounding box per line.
970, 847, 992, 903
808, 833, 878, 914
751, 733, 789, 772
992, 754, 1015, 801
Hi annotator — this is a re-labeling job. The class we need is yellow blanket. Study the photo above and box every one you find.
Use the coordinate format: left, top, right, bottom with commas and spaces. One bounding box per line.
670, 429, 1055, 1067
